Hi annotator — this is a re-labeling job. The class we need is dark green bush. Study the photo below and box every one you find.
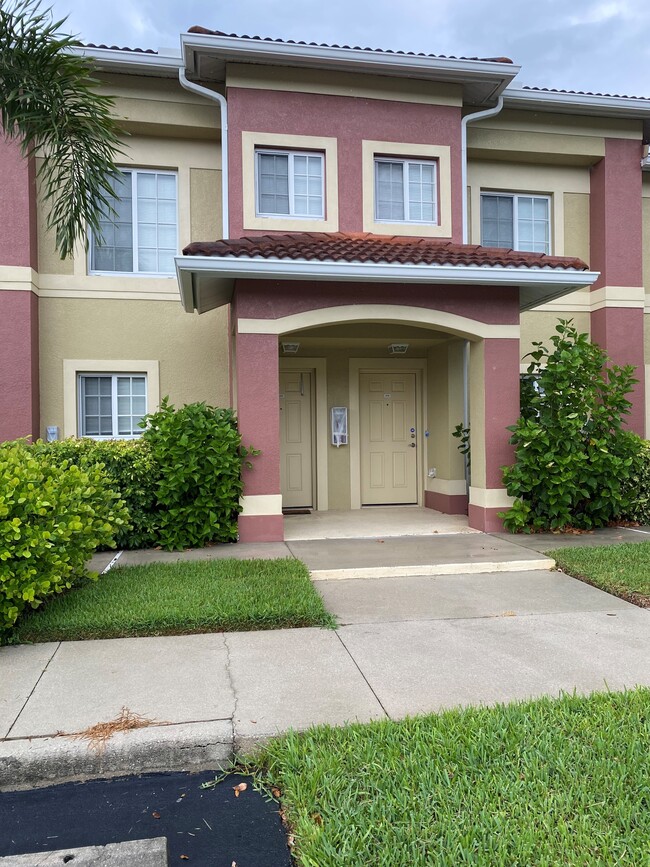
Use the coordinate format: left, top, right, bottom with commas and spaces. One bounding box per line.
501, 320, 641, 532
621, 439, 650, 525
141, 398, 256, 551
33, 438, 160, 549
0, 440, 128, 633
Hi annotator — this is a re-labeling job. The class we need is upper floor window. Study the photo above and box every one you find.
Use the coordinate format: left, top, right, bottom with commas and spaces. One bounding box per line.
374, 158, 438, 224
78, 373, 147, 439
256, 149, 324, 219
90, 169, 178, 275
481, 193, 551, 254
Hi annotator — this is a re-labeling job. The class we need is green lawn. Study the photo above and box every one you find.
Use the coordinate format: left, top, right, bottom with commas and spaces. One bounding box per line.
247, 689, 650, 866
12, 558, 335, 643
550, 541, 650, 607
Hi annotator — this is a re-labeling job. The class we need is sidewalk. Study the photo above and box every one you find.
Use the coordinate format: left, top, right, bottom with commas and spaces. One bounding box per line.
3, 539, 650, 790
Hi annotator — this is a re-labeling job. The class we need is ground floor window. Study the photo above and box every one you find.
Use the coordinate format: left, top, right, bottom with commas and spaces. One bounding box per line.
78, 373, 147, 439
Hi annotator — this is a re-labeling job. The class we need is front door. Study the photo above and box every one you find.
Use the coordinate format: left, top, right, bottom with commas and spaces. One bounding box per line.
360, 372, 418, 505
279, 370, 314, 509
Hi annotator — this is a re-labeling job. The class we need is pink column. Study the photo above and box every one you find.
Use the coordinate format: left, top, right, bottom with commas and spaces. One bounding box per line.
0, 137, 40, 442
235, 330, 284, 542
468, 338, 520, 533
589, 138, 645, 435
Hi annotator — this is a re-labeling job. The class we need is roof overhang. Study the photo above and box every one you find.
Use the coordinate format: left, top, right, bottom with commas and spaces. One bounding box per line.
70, 45, 183, 77
180, 32, 520, 105
504, 86, 650, 119
175, 255, 599, 316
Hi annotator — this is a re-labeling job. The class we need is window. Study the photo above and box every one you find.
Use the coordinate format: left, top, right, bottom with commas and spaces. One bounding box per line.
256, 149, 324, 218
374, 158, 438, 224
78, 374, 147, 439
481, 193, 551, 254
90, 169, 177, 274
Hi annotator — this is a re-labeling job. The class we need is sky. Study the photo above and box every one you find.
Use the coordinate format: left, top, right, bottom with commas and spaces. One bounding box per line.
46, 0, 650, 97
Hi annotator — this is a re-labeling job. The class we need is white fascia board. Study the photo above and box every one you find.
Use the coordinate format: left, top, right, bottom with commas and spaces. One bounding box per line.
180, 33, 520, 89
69, 45, 183, 74
504, 86, 650, 118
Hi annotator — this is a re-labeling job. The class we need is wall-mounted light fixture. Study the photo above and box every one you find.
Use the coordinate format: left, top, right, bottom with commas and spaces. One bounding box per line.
281, 342, 300, 354
388, 343, 409, 355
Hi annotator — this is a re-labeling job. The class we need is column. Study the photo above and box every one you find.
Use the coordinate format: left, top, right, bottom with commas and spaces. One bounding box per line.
467, 337, 520, 532
235, 329, 284, 542
589, 138, 645, 435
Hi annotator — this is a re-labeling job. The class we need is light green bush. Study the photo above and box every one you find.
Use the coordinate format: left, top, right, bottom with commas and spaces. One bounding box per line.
0, 441, 128, 633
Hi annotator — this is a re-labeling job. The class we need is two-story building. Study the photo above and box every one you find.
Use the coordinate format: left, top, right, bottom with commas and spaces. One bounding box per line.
1, 27, 649, 541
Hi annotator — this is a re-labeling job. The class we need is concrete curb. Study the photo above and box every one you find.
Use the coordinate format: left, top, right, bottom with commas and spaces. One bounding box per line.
0, 721, 234, 792
310, 557, 556, 580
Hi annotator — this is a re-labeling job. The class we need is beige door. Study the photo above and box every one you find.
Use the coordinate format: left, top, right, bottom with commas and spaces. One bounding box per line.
280, 370, 314, 508
360, 372, 418, 505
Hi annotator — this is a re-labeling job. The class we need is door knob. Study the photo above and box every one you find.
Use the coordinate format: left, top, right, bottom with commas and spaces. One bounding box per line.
409, 442, 416, 448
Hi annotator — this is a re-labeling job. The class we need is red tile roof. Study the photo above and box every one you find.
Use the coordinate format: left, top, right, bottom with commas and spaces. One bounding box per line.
82, 42, 158, 54
183, 232, 588, 271
187, 26, 513, 65
521, 85, 650, 102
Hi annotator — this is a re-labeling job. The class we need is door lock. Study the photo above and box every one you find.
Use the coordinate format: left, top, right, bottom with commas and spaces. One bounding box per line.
409, 442, 416, 448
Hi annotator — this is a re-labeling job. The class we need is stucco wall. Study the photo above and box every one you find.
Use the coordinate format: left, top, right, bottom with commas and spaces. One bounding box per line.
39, 298, 229, 439
520, 310, 591, 360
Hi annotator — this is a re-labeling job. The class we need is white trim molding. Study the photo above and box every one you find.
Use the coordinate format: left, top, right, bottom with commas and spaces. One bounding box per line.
0, 265, 39, 294
589, 286, 645, 311
239, 494, 283, 517
426, 478, 468, 495
237, 305, 521, 341
469, 486, 515, 509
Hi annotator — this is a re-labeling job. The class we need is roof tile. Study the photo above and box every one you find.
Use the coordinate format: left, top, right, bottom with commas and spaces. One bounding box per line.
183, 232, 588, 271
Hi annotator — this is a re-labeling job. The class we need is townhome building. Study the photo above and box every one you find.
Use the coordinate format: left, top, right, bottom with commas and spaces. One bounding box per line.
1, 27, 649, 541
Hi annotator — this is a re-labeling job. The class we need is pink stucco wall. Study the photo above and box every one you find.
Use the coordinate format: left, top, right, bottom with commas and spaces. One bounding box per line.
425, 490, 468, 515
0, 290, 39, 441
482, 338, 520, 489
589, 138, 645, 436
0, 137, 40, 441
234, 281, 520, 326
227, 87, 463, 241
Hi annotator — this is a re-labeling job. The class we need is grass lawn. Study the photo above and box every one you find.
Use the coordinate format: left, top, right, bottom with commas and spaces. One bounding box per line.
550, 541, 650, 608
247, 689, 650, 866
11, 558, 335, 643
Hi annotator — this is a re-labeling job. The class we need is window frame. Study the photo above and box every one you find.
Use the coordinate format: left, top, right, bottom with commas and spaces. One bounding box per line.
373, 156, 439, 225
254, 148, 325, 220
77, 372, 148, 441
480, 191, 552, 254
88, 167, 179, 277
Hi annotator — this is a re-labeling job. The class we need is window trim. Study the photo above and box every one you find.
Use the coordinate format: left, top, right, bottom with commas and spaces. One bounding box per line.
241, 131, 339, 232
480, 191, 552, 254
255, 148, 325, 219
77, 373, 148, 441
88, 168, 179, 277
361, 140, 452, 238
373, 156, 438, 225
63, 359, 160, 438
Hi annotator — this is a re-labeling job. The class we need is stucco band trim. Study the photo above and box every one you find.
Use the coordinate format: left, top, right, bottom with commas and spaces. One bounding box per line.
239, 494, 283, 516
63, 359, 160, 438
237, 306, 521, 340
590, 286, 645, 310
468, 486, 515, 509
427, 478, 467, 496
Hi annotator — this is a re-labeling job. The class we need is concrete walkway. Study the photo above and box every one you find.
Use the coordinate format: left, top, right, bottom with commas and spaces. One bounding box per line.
2, 562, 649, 789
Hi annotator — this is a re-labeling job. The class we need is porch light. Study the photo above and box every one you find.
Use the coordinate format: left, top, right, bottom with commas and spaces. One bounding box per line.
388, 343, 409, 355
281, 342, 300, 354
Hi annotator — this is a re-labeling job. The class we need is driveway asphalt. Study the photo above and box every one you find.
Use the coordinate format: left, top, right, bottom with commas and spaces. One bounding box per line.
2, 563, 649, 789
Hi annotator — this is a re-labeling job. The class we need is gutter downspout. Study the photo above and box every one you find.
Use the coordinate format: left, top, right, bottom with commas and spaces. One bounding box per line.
178, 69, 229, 239
460, 96, 505, 489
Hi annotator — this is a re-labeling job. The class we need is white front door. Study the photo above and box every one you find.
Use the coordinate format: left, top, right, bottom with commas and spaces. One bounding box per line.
359, 372, 418, 505
280, 370, 314, 508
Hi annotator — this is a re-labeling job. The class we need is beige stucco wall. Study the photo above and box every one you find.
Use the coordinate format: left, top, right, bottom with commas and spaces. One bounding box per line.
426, 342, 465, 483
520, 310, 591, 360
39, 298, 229, 439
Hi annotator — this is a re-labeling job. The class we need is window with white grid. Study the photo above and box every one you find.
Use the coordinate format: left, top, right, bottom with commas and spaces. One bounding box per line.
90, 169, 177, 274
374, 158, 438, 224
78, 374, 147, 439
256, 150, 324, 218
481, 193, 551, 254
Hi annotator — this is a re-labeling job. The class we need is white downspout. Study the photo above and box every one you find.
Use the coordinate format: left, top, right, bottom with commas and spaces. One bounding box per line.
178, 69, 229, 238
460, 95, 505, 488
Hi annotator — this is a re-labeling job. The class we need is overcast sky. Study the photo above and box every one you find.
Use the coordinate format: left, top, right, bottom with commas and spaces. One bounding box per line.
48, 0, 650, 97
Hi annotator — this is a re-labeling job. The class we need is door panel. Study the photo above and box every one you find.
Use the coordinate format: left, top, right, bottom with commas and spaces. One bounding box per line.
280, 370, 313, 508
360, 372, 417, 505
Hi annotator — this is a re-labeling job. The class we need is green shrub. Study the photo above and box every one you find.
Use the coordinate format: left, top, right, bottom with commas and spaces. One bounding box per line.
141, 398, 256, 551
0, 440, 129, 633
32, 438, 160, 549
501, 320, 641, 532
621, 439, 650, 525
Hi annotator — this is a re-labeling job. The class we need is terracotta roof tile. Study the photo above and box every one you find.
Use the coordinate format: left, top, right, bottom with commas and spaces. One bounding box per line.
81, 42, 158, 54
187, 26, 514, 65
183, 232, 588, 271
521, 85, 650, 102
